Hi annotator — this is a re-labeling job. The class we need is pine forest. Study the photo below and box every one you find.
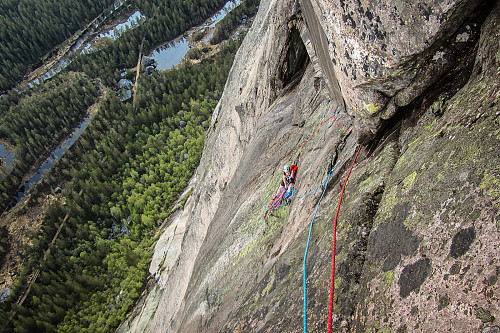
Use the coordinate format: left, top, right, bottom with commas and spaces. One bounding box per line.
0, 0, 259, 331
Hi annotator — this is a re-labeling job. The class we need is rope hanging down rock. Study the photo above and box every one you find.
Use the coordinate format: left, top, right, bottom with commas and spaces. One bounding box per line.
260, 106, 351, 220
256, 106, 355, 331
302, 158, 343, 332
327, 144, 362, 333
303, 169, 332, 332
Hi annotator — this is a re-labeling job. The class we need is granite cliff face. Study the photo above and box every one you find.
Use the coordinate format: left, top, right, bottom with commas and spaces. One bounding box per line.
120, 0, 499, 331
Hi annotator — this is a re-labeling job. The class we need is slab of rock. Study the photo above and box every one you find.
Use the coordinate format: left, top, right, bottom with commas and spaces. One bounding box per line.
121, 1, 499, 332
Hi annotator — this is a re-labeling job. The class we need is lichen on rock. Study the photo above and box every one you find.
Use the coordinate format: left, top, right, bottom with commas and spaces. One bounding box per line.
121, 0, 500, 332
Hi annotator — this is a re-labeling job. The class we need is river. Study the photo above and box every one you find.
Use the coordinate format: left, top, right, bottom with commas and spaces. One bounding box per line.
0, 145, 15, 169
26, 0, 138, 89
25, 0, 245, 87
149, 0, 243, 71
8, 114, 92, 208
8, 0, 247, 208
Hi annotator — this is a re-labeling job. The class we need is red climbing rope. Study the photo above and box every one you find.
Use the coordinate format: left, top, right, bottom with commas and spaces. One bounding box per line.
261, 107, 352, 220
327, 144, 362, 332
300, 115, 335, 152
332, 113, 352, 132
297, 108, 351, 167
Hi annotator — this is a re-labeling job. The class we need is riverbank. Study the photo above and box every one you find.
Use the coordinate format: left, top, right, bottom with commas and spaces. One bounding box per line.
0, 140, 16, 171
10, 2, 135, 94
0, 86, 107, 299
4, 80, 106, 212
15, 17, 101, 93
0, 140, 15, 153
0, 0, 256, 324
146, 2, 254, 71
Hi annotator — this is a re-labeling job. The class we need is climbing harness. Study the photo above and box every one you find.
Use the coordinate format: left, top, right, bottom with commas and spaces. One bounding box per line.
259, 107, 352, 220
259, 106, 352, 220
255, 103, 357, 331
256, 105, 355, 331
327, 144, 362, 333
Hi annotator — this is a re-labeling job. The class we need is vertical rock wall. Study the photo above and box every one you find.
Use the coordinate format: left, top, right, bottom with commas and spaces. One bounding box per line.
121, 0, 499, 331
310, 0, 487, 141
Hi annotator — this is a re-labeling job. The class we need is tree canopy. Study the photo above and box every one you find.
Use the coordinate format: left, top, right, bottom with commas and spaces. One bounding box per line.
0, 0, 257, 330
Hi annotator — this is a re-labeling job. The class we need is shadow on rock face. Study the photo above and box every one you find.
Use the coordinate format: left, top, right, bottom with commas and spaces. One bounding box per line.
275, 26, 310, 94
449, 226, 476, 258
398, 257, 432, 298
368, 203, 419, 271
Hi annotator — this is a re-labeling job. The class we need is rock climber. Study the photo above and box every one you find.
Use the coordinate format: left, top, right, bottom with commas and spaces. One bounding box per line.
265, 164, 299, 217
281, 164, 298, 203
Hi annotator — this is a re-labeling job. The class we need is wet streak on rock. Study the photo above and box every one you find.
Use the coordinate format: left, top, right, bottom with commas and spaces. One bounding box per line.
299, 0, 344, 104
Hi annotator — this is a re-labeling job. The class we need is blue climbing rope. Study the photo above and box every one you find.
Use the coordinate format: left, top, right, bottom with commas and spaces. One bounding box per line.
293, 179, 328, 198
301, 158, 343, 331
303, 168, 334, 332
258, 187, 287, 222
258, 105, 351, 222
254, 106, 352, 329
293, 159, 343, 199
